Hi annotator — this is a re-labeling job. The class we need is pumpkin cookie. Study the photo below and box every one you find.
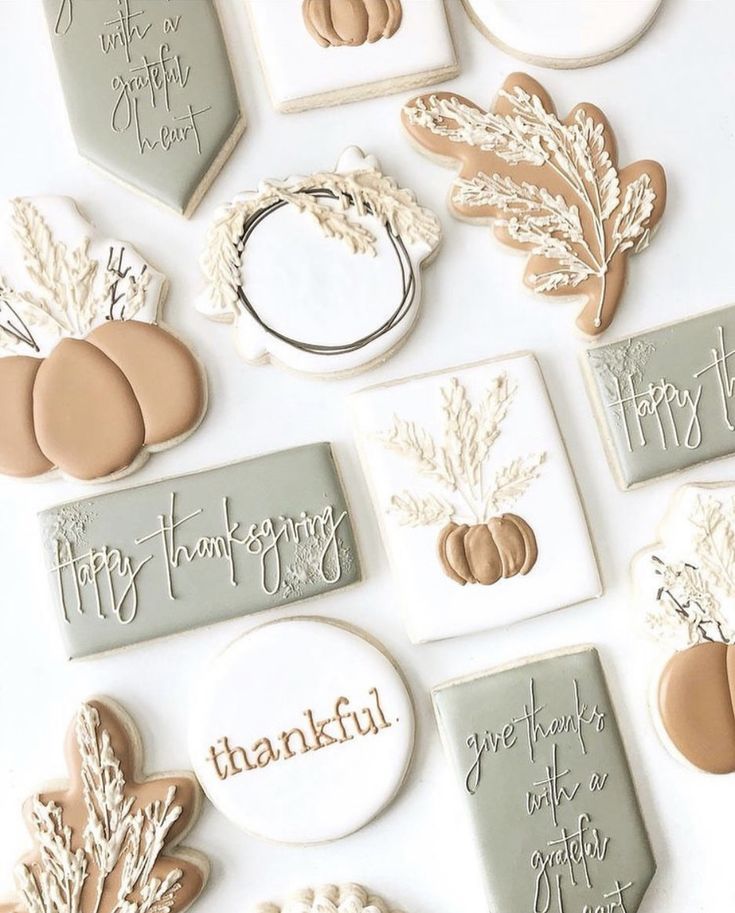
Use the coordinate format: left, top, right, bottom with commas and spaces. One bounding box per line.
351, 353, 601, 643
0, 196, 206, 482
245, 0, 457, 113
253, 885, 403, 913
632, 482, 735, 773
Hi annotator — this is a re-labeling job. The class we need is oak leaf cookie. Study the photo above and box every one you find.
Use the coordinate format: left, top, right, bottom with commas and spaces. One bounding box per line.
198, 146, 441, 377
0, 196, 206, 482
460, 0, 663, 68
0, 698, 208, 913
254, 885, 403, 913
188, 617, 415, 844
402, 73, 666, 337
632, 482, 735, 774
43, 0, 244, 217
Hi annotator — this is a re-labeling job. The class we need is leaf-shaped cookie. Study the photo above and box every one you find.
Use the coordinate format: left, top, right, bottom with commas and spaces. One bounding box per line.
0, 699, 208, 913
402, 73, 666, 336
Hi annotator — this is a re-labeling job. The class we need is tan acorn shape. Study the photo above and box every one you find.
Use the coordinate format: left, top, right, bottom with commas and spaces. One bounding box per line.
0, 197, 206, 482
658, 642, 735, 774
376, 372, 546, 587
0, 698, 209, 913
303, 0, 402, 47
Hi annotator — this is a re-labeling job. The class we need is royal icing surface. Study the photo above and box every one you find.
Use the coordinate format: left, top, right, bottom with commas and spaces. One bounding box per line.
39, 444, 360, 659
252, 885, 401, 913
245, 0, 457, 113
433, 647, 655, 913
632, 482, 735, 773
460, 0, 663, 68
189, 617, 414, 844
199, 147, 441, 377
583, 305, 735, 488
351, 354, 600, 643
402, 73, 666, 337
43, 0, 244, 216
0, 699, 208, 913
0, 195, 205, 482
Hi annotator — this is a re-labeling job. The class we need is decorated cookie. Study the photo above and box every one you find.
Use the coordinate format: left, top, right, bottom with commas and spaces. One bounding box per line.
245, 0, 457, 113
583, 304, 735, 488
189, 617, 414, 844
433, 647, 655, 913
253, 885, 402, 913
460, 0, 663, 68
632, 482, 735, 774
0, 196, 205, 482
199, 147, 441, 377
0, 698, 208, 913
402, 73, 666, 337
43, 0, 244, 216
351, 354, 600, 643
39, 443, 360, 658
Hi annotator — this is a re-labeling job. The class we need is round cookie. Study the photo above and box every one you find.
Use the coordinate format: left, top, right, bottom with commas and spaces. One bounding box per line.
460, 0, 663, 69
188, 617, 415, 844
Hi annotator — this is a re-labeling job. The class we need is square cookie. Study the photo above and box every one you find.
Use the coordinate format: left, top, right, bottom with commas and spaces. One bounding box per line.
582, 304, 735, 489
351, 354, 600, 643
246, 0, 458, 113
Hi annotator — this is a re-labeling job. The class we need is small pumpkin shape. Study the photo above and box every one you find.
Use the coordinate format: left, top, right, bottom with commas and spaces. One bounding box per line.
438, 513, 538, 586
303, 0, 402, 47
0, 355, 54, 477
658, 642, 735, 774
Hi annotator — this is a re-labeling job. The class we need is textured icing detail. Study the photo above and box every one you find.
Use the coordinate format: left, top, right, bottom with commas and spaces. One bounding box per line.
42, 0, 244, 216
0, 356, 54, 477
460, 0, 662, 68
188, 618, 414, 844
87, 321, 204, 445
351, 353, 601, 643
432, 647, 655, 913
402, 73, 666, 337
0, 698, 208, 913
632, 482, 735, 773
39, 443, 360, 659
0, 195, 205, 482
246, 0, 457, 114
34, 338, 145, 481
199, 147, 440, 377
584, 305, 735, 488
303, 0, 402, 47
253, 885, 401, 913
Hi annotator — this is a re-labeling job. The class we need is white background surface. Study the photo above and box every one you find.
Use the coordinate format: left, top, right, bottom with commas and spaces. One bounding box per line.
0, 2, 727, 912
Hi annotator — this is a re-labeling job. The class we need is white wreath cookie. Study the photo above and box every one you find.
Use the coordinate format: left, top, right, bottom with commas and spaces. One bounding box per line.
460, 0, 663, 69
198, 146, 441, 378
254, 885, 403, 913
0, 196, 206, 482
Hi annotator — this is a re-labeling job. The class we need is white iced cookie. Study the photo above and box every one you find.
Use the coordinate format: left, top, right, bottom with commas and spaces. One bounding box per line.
461, 0, 663, 68
253, 885, 402, 913
198, 147, 441, 378
188, 617, 415, 844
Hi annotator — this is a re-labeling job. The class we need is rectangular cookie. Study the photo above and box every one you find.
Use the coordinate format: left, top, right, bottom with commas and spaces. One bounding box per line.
39, 443, 360, 658
351, 353, 600, 643
432, 646, 656, 913
582, 304, 735, 488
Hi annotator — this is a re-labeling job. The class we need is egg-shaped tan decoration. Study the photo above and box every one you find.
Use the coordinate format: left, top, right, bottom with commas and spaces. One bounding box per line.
438, 513, 538, 586
0, 355, 54, 478
303, 0, 402, 47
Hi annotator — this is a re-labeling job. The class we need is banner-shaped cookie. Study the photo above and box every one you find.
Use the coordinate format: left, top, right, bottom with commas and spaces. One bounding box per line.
351, 353, 600, 643
43, 0, 244, 216
402, 73, 666, 337
433, 647, 656, 913
583, 304, 735, 488
39, 444, 360, 658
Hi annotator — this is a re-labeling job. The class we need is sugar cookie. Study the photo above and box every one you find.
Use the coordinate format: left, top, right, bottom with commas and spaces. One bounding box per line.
252, 885, 402, 913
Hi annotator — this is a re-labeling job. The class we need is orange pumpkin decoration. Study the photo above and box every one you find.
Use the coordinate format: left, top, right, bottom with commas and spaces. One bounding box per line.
0, 320, 205, 481
303, 0, 402, 47
437, 513, 538, 586
658, 642, 735, 774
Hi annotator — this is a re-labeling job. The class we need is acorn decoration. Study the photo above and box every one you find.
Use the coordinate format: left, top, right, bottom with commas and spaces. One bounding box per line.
376, 372, 545, 587
0, 197, 205, 482
303, 0, 402, 47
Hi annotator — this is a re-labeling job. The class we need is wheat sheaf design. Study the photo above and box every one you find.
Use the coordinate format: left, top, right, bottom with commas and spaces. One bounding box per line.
402, 73, 667, 337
